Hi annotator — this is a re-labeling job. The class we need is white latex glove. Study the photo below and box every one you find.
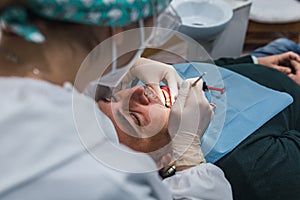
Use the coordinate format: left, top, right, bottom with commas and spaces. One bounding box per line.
122, 57, 183, 104
168, 78, 215, 167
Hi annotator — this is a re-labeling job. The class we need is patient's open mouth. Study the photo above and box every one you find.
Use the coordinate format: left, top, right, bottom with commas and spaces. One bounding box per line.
160, 86, 172, 108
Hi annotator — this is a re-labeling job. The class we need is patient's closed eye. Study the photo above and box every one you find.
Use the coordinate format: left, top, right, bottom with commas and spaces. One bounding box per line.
130, 112, 141, 126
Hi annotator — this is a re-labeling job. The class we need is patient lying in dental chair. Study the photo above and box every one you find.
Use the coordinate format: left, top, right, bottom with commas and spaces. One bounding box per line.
96, 80, 213, 169
95, 48, 300, 199
96, 78, 233, 200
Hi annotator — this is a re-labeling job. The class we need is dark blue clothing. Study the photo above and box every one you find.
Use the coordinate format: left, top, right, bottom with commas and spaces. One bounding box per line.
214, 55, 300, 200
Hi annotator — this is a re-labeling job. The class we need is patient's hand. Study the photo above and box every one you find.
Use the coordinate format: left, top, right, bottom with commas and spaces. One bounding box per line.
257, 52, 300, 86
257, 51, 300, 74
287, 59, 300, 86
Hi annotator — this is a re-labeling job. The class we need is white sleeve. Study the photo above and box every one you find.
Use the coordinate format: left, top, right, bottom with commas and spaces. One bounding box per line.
2, 151, 173, 200
163, 163, 233, 200
251, 55, 259, 64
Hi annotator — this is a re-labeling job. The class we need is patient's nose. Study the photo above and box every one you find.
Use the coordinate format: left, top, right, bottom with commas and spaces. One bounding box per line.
130, 86, 149, 106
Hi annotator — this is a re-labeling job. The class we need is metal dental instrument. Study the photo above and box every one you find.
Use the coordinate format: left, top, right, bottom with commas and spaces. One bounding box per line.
191, 72, 207, 87
191, 72, 226, 94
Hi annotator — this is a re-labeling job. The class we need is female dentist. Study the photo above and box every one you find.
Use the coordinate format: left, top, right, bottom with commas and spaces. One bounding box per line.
0, 0, 232, 199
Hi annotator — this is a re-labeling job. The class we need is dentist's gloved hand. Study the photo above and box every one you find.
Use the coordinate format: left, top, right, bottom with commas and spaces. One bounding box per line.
122, 57, 183, 104
168, 78, 215, 169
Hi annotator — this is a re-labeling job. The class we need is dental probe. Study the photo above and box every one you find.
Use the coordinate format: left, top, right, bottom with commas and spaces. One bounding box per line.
191, 72, 207, 87
190, 72, 226, 94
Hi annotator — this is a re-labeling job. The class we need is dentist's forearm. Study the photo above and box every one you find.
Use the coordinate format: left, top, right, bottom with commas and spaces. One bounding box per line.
176, 165, 195, 171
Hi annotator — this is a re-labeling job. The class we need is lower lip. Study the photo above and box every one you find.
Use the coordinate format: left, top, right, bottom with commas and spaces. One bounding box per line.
161, 85, 212, 105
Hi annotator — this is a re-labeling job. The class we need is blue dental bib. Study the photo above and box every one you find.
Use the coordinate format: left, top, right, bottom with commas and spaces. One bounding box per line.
173, 62, 293, 163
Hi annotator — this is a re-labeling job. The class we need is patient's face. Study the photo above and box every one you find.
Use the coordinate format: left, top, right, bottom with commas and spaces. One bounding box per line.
97, 86, 172, 167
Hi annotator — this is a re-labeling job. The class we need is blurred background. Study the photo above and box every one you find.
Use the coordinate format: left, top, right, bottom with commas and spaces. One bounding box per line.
143, 0, 300, 63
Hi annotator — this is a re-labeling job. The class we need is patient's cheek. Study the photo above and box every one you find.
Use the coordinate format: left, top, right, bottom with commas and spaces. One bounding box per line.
97, 102, 110, 116
142, 105, 169, 137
